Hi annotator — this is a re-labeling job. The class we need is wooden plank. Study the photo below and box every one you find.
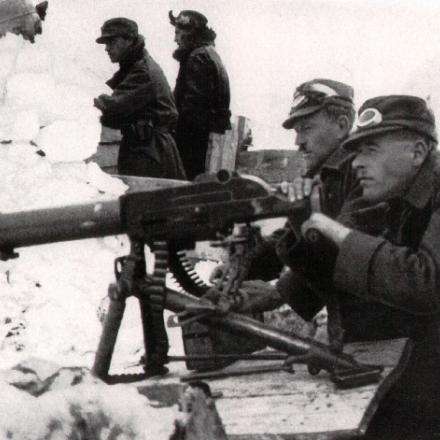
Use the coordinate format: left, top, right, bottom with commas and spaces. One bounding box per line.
126, 338, 409, 439
196, 339, 410, 439
236, 149, 302, 184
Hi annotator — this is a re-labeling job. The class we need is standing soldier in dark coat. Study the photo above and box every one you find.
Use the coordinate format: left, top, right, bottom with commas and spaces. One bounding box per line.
169, 10, 231, 180
94, 17, 186, 179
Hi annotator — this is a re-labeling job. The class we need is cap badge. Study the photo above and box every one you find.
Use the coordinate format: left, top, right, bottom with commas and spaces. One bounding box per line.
177, 15, 191, 26
357, 108, 383, 128
308, 83, 338, 97
290, 93, 308, 111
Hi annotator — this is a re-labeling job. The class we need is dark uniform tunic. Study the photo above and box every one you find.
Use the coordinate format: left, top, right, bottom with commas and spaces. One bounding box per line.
333, 154, 440, 431
174, 44, 231, 180
99, 37, 186, 179
247, 147, 386, 287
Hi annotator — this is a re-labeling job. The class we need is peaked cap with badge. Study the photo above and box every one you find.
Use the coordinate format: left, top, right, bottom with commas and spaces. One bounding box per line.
343, 95, 438, 149
283, 78, 354, 129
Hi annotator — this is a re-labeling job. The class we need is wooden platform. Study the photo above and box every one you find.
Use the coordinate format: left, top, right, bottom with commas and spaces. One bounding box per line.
132, 338, 410, 439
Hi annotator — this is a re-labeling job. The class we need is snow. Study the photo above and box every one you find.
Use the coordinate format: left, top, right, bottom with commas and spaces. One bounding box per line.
0, 378, 176, 439
0, 13, 184, 432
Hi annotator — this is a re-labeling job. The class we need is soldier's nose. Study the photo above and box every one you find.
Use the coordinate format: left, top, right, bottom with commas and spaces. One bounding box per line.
352, 154, 365, 170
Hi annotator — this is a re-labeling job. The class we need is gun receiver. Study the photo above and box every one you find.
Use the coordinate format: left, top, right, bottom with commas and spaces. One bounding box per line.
120, 171, 301, 243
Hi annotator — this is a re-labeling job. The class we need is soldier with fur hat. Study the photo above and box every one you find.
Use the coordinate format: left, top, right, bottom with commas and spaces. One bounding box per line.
94, 17, 186, 179
169, 10, 231, 180
294, 95, 440, 434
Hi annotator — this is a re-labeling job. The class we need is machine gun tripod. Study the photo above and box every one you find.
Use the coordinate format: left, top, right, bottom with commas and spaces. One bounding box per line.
92, 237, 170, 381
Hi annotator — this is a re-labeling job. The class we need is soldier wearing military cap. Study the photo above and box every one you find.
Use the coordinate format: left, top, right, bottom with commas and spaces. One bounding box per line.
94, 17, 186, 180
209, 79, 387, 349
296, 95, 440, 433
169, 10, 231, 180
281, 78, 359, 214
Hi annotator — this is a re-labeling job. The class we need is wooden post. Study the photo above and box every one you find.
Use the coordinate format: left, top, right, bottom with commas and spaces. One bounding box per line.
236, 149, 303, 184
86, 127, 121, 175
206, 115, 252, 173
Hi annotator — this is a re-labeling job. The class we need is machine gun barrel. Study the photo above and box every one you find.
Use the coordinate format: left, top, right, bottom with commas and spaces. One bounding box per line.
0, 200, 123, 253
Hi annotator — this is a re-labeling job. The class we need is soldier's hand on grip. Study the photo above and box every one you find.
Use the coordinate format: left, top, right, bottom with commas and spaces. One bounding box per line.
280, 177, 314, 202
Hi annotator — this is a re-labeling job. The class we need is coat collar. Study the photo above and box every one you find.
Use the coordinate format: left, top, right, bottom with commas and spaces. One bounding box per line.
320, 146, 355, 178
403, 153, 436, 210
106, 36, 147, 89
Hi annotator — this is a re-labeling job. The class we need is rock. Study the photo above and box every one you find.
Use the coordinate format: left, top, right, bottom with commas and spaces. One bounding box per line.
3, 357, 60, 396
0, 358, 177, 439
170, 383, 228, 440
3, 357, 96, 396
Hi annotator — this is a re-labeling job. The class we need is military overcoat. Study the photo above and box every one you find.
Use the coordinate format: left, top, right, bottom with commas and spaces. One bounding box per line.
99, 37, 186, 179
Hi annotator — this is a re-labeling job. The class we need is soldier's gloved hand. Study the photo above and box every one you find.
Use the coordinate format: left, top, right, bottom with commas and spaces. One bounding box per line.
235, 280, 282, 313
94, 94, 111, 111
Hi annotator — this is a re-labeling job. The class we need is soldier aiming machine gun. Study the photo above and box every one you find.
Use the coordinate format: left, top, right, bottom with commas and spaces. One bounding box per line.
0, 171, 382, 387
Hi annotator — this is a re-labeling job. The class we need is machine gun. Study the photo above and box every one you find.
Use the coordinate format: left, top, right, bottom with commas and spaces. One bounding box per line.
0, 171, 382, 387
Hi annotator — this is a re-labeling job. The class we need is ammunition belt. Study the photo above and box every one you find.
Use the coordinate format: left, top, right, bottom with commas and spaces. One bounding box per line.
140, 240, 169, 369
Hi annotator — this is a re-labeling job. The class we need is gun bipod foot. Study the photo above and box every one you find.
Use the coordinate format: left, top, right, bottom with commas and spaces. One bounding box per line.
99, 373, 153, 384
143, 363, 169, 378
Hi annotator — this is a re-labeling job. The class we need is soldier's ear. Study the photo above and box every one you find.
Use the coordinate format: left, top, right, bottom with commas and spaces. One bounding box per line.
336, 115, 350, 139
412, 139, 429, 167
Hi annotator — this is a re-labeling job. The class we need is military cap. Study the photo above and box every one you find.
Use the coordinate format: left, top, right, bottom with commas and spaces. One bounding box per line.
96, 17, 138, 44
343, 95, 437, 149
283, 78, 354, 129
169, 10, 208, 30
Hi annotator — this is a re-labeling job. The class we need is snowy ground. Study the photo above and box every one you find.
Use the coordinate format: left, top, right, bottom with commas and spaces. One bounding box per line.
0, 4, 190, 436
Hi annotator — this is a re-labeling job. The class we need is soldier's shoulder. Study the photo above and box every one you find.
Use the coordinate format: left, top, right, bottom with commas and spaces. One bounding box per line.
321, 146, 355, 174
189, 45, 218, 63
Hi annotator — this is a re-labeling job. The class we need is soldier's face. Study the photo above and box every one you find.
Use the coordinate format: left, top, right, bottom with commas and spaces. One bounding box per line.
292, 111, 341, 175
352, 133, 416, 202
104, 36, 132, 63
174, 28, 192, 49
